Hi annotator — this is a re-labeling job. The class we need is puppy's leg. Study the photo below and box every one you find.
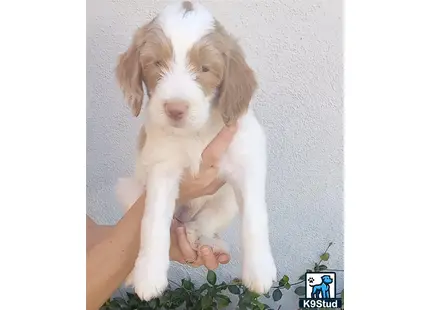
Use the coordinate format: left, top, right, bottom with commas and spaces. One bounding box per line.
184, 186, 238, 253
223, 123, 277, 294
232, 166, 277, 293
132, 165, 182, 301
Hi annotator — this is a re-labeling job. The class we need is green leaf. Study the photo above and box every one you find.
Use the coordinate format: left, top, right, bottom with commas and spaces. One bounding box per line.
285, 282, 291, 290
216, 282, 228, 291
240, 290, 252, 304
182, 279, 193, 290
169, 290, 185, 308
127, 296, 139, 308
159, 294, 169, 306
126, 292, 136, 300
110, 297, 128, 309
272, 288, 282, 302
279, 275, 290, 287
202, 294, 213, 308
294, 286, 306, 296
239, 304, 248, 310
198, 283, 210, 293
216, 294, 231, 309
319, 264, 328, 270
263, 292, 271, 298
207, 270, 217, 285
208, 286, 217, 298
242, 290, 260, 303
249, 291, 261, 300
320, 253, 330, 261
238, 296, 251, 310
148, 298, 159, 308
252, 301, 266, 310
228, 285, 240, 295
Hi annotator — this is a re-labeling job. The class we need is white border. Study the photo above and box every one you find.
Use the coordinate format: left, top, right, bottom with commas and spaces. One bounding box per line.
1, 0, 430, 309
346, 0, 430, 309
0, 1, 85, 309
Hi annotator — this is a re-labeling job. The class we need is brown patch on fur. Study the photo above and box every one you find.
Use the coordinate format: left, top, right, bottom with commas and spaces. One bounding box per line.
189, 21, 257, 125
182, 1, 193, 13
214, 22, 257, 124
187, 36, 225, 97
116, 20, 173, 117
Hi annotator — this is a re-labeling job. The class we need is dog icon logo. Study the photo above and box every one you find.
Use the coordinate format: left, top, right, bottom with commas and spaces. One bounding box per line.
309, 274, 333, 299
305, 272, 336, 299
299, 272, 342, 309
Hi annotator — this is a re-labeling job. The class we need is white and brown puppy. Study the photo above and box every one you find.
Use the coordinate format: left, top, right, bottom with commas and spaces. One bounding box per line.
115, 0, 276, 301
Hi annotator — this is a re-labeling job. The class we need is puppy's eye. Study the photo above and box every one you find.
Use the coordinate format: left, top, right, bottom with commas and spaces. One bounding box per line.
201, 66, 209, 73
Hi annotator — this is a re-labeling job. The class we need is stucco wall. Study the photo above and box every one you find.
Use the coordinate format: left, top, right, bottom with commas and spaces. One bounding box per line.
87, 0, 343, 308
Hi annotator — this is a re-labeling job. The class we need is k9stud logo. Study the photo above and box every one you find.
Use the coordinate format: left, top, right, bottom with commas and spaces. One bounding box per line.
298, 272, 342, 309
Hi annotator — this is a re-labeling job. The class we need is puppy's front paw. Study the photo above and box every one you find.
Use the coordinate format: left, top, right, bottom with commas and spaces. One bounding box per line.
242, 251, 277, 294
132, 255, 169, 301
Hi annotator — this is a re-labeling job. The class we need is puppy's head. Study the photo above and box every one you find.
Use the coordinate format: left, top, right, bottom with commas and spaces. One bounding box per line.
321, 275, 333, 284
116, 0, 256, 132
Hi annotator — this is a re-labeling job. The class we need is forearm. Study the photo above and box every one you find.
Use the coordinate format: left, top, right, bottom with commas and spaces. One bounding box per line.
86, 194, 146, 310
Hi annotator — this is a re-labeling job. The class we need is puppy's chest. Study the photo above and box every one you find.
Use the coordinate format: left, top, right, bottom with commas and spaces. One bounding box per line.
138, 132, 216, 176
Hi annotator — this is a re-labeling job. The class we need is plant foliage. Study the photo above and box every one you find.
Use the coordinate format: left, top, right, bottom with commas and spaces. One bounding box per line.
101, 243, 344, 310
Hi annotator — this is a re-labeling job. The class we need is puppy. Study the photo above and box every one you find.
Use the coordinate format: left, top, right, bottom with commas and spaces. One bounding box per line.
115, 0, 277, 301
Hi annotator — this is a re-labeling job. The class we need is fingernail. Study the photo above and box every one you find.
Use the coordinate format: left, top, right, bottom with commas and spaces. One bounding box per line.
219, 254, 229, 263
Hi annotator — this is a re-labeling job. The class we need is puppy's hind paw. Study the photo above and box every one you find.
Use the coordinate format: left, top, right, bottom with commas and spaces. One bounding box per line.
198, 235, 230, 254
184, 222, 230, 254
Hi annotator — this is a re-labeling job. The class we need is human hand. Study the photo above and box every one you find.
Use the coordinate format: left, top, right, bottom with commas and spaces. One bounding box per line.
177, 124, 238, 205
172, 124, 237, 269
169, 218, 230, 269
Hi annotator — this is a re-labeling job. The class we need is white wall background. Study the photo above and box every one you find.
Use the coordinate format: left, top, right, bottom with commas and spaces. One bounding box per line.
87, 0, 343, 308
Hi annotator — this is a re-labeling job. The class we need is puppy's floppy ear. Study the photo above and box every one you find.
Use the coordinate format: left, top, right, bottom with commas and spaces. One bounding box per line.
116, 27, 147, 117
218, 38, 257, 125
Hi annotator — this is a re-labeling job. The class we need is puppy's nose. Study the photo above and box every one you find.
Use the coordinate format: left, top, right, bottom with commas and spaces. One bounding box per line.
164, 99, 188, 121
